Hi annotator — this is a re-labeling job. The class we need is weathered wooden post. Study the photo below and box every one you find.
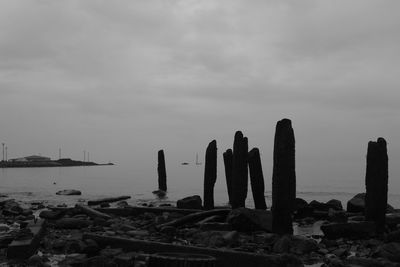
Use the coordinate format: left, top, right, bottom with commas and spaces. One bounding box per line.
231, 131, 248, 209
272, 119, 296, 235
365, 137, 388, 233
157, 150, 167, 192
204, 140, 217, 210
248, 148, 267, 210
223, 149, 233, 205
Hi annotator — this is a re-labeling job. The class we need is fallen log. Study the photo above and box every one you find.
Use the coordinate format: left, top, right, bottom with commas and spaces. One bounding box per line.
157, 209, 231, 229
88, 196, 131, 206
83, 234, 303, 267
75, 204, 112, 220
50, 206, 202, 216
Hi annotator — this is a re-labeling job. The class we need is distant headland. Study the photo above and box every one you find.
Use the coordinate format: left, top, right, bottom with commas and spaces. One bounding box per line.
0, 155, 114, 168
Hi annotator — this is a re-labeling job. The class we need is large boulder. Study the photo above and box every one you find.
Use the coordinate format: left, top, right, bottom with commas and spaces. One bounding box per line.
347, 193, 366, 213
294, 198, 313, 219
347, 193, 394, 213
320, 221, 376, 239
176, 195, 202, 210
226, 207, 272, 232
56, 189, 82, 196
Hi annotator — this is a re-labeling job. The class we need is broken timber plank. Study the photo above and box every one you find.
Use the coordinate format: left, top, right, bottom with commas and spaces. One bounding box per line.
157, 209, 231, 229
7, 219, 46, 259
75, 204, 112, 220
87, 196, 131, 206
83, 234, 302, 267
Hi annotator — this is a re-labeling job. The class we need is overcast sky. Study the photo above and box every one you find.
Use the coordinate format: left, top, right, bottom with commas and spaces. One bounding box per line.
1, 1, 400, 191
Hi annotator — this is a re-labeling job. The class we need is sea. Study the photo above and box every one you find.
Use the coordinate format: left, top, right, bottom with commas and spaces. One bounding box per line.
1, 164, 400, 209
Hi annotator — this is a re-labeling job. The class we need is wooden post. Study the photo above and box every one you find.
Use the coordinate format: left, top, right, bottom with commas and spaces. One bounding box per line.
231, 131, 248, 209
203, 140, 217, 210
158, 150, 167, 192
272, 119, 296, 235
223, 149, 233, 205
365, 137, 388, 233
248, 148, 267, 210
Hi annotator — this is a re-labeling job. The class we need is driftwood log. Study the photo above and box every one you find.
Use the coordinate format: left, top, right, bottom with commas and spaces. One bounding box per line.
157, 209, 231, 229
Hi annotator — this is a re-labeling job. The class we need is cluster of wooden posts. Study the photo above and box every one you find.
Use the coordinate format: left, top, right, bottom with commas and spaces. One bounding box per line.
157, 119, 389, 234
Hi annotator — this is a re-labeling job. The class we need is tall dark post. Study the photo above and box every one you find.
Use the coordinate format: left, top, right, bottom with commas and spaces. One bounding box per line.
158, 150, 167, 192
223, 149, 233, 205
272, 119, 296, 235
365, 137, 388, 233
231, 131, 248, 209
204, 140, 217, 210
248, 148, 267, 210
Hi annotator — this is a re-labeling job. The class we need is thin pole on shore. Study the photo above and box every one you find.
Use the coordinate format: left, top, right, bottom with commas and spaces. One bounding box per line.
5, 146, 7, 161
2, 143, 4, 162
158, 150, 167, 192
203, 140, 217, 210
231, 131, 248, 209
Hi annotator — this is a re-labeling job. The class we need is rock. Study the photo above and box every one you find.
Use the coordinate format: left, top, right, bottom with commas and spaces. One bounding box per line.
289, 235, 318, 255
328, 209, 347, 223
55, 218, 91, 229
309, 200, 330, 211
27, 254, 43, 266
326, 199, 343, 211
226, 208, 272, 232
273, 235, 291, 253
331, 248, 348, 258
386, 229, 400, 242
65, 240, 87, 254
294, 198, 313, 219
0, 224, 10, 232
386, 213, 400, 228
159, 226, 177, 236
273, 235, 318, 255
39, 210, 65, 220
321, 221, 376, 239
100, 202, 110, 208
116, 201, 129, 208
222, 231, 239, 246
56, 189, 82, 196
176, 195, 202, 210
347, 193, 366, 213
376, 242, 400, 262
83, 239, 100, 255
347, 193, 393, 214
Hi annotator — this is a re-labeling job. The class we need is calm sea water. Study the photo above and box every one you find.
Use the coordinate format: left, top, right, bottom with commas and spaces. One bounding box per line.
1, 164, 400, 208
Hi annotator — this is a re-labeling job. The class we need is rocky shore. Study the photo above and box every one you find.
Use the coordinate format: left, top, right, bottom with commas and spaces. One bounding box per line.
1, 193, 400, 267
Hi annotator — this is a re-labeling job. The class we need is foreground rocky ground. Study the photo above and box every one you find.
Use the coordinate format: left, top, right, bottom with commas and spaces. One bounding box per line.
1, 193, 400, 266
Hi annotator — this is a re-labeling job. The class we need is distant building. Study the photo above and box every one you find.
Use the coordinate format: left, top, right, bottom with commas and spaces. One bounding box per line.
10, 155, 51, 162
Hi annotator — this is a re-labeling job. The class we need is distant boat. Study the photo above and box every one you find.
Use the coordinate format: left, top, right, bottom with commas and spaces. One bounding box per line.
181, 162, 189, 165
196, 153, 202, 165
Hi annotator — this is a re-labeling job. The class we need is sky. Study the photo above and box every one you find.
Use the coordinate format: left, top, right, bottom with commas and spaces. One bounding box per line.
1, 0, 400, 191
